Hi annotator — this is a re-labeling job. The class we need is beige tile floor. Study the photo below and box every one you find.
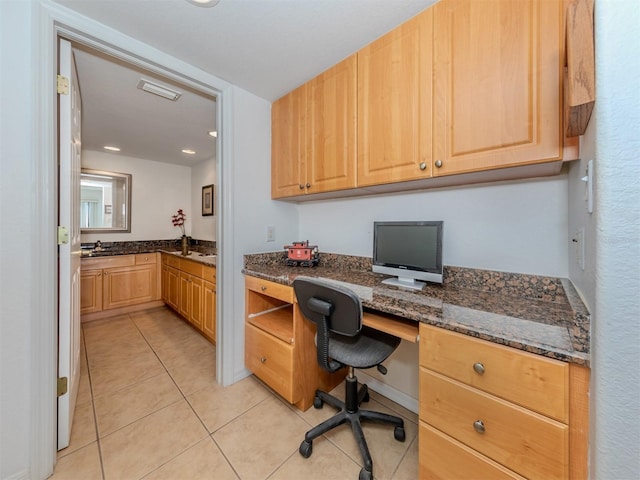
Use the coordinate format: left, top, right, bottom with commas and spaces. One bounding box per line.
52, 306, 418, 480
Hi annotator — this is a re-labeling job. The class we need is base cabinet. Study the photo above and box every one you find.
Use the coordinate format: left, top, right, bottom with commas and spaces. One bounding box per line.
244, 276, 344, 410
161, 253, 216, 343
81, 253, 161, 320
418, 323, 589, 480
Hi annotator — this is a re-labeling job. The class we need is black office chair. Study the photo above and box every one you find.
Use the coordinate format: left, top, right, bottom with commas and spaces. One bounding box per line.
293, 277, 405, 480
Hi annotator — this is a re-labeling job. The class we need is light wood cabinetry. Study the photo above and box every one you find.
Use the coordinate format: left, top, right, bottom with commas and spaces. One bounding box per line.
244, 276, 343, 410
271, 0, 577, 200
357, 8, 433, 186
161, 253, 216, 343
432, 0, 566, 176
272, 54, 357, 198
419, 324, 589, 480
81, 253, 162, 321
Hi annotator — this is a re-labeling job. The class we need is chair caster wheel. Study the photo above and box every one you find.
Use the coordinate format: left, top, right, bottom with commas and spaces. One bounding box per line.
394, 426, 406, 442
363, 391, 370, 403
313, 396, 323, 409
299, 440, 313, 458
359, 468, 373, 480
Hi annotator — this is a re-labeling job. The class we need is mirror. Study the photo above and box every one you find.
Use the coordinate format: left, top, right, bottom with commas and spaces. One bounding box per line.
80, 169, 132, 233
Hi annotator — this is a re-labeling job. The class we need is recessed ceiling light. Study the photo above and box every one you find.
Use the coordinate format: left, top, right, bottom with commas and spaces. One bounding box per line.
136, 79, 182, 101
186, 0, 220, 7
208, 131, 217, 138
182, 149, 197, 155
103, 146, 121, 152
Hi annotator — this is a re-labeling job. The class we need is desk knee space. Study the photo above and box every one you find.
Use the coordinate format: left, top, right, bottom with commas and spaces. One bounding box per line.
362, 311, 420, 342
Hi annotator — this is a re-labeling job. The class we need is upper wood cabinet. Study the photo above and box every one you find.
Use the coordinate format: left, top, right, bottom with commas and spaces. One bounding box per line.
272, 55, 357, 199
271, 84, 306, 198
432, 0, 565, 176
357, 8, 433, 187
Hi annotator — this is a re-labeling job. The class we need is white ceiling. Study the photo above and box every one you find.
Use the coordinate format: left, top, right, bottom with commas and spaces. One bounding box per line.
56, 0, 437, 166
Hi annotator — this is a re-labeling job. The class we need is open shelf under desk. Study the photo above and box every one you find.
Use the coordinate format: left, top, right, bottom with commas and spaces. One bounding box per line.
362, 309, 420, 343
247, 304, 294, 344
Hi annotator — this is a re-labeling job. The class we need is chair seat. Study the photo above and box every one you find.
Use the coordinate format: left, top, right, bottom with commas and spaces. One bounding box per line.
329, 326, 400, 369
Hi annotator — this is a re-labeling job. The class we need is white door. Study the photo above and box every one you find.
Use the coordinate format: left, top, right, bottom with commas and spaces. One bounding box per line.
58, 38, 82, 450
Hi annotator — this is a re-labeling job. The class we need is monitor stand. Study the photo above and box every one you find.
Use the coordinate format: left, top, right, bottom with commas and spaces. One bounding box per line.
381, 276, 426, 291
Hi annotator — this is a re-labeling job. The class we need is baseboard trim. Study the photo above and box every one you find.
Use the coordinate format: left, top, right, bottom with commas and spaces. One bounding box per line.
358, 371, 418, 414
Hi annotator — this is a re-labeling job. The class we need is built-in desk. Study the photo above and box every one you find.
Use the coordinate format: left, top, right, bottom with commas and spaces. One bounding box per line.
243, 251, 590, 479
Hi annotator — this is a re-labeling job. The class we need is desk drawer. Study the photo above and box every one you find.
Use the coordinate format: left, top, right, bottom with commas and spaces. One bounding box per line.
245, 323, 296, 403
420, 422, 525, 480
246, 276, 293, 304
420, 324, 569, 422
165, 254, 181, 269
420, 368, 568, 480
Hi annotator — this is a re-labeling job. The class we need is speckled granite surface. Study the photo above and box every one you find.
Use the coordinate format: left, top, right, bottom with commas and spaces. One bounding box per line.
243, 252, 590, 366
81, 239, 217, 256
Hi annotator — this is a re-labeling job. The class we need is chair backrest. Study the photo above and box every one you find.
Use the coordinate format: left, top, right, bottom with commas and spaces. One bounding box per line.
293, 277, 362, 337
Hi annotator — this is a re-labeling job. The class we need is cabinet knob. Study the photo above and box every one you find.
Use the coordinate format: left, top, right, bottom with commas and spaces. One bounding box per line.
419, 161, 427, 170
306, 183, 311, 188
97, 272, 101, 276
261, 286, 267, 291
435, 159, 443, 168
473, 362, 485, 375
299, 184, 305, 189
473, 420, 486, 434
144, 256, 148, 261
260, 356, 267, 364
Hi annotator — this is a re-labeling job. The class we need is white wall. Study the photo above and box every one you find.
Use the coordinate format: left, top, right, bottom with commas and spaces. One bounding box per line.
0, 2, 34, 478
299, 176, 570, 277
190, 156, 216, 242
585, 1, 640, 478
82, 150, 192, 243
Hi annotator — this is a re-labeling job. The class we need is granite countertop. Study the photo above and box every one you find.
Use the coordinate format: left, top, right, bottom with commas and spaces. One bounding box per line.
243, 252, 590, 366
80, 242, 217, 267
162, 250, 217, 267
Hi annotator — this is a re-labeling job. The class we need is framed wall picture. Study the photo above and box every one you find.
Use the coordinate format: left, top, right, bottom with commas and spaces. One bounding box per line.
202, 184, 214, 216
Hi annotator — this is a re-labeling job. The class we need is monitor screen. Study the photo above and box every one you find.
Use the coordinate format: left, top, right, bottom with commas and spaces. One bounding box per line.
372, 221, 443, 289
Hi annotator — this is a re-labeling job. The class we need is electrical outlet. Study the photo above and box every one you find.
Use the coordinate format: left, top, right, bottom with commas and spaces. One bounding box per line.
266, 225, 275, 242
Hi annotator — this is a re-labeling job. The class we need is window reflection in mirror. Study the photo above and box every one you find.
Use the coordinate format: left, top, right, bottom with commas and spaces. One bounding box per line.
80, 169, 131, 233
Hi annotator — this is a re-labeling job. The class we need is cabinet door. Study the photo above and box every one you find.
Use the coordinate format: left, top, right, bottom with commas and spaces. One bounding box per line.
202, 280, 216, 343
166, 266, 180, 311
179, 272, 191, 319
80, 269, 102, 314
189, 276, 203, 329
432, 0, 563, 175
271, 84, 306, 198
102, 264, 157, 310
306, 54, 357, 193
357, 8, 433, 186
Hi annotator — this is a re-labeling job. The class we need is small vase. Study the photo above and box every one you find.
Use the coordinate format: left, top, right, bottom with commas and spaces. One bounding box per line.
181, 235, 189, 256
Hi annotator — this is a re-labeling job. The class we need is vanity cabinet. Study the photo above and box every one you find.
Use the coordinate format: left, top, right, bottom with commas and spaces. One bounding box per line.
357, 7, 433, 186
81, 253, 162, 321
418, 324, 589, 480
244, 276, 343, 410
161, 253, 216, 343
272, 54, 357, 198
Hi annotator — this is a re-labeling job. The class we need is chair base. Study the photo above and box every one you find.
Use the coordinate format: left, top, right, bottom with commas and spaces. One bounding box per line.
299, 373, 405, 480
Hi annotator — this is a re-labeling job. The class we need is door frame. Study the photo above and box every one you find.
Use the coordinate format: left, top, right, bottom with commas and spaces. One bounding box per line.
32, 3, 236, 477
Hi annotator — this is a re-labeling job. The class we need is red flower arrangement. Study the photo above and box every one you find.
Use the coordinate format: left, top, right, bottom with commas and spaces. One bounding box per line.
172, 209, 186, 237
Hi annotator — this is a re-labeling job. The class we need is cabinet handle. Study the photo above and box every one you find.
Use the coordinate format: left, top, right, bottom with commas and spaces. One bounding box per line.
144, 256, 148, 261
261, 286, 267, 291
473, 420, 485, 434
97, 272, 101, 276
306, 183, 311, 188
260, 356, 267, 363
473, 362, 485, 375
299, 184, 305, 189
419, 161, 427, 170
435, 159, 443, 168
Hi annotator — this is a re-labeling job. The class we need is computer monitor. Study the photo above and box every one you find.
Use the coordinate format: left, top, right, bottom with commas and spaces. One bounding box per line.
372, 221, 443, 290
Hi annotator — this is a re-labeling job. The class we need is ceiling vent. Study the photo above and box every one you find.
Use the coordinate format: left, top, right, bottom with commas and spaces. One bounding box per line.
136, 79, 182, 101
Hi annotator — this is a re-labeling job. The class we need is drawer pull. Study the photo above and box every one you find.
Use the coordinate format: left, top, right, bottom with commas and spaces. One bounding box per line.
261, 286, 267, 291
260, 356, 267, 364
473, 420, 486, 434
473, 362, 485, 375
